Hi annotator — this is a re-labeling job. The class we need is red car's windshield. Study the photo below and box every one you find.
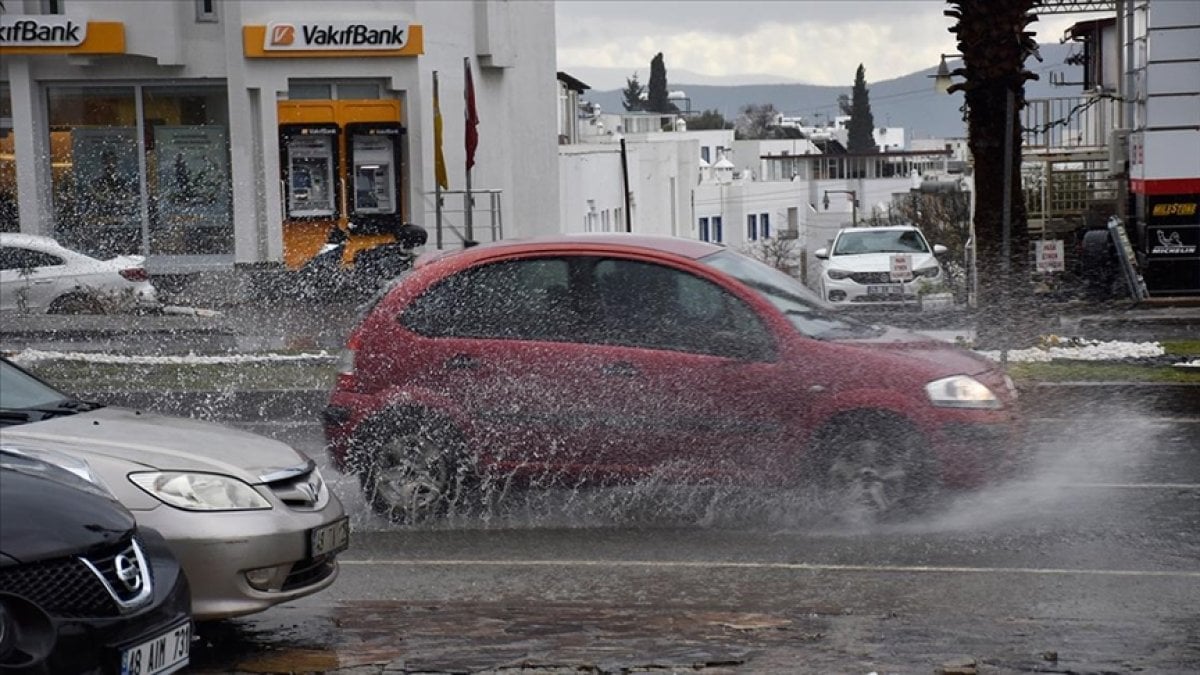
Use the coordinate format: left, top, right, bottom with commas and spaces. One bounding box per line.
698, 249, 882, 340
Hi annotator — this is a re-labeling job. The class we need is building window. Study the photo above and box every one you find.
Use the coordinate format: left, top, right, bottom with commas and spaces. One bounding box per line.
712, 216, 723, 243
287, 81, 383, 100
698, 217, 710, 242
760, 213, 770, 238
700, 146, 711, 164
195, 0, 218, 23
41, 0, 64, 14
747, 214, 757, 241
46, 85, 233, 258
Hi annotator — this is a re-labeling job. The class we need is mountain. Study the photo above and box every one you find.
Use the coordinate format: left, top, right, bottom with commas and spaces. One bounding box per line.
565, 66, 802, 90
576, 43, 1076, 140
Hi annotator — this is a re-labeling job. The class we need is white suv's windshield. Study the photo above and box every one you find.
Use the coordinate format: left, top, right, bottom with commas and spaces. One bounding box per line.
699, 249, 882, 340
834, 229, 930, 255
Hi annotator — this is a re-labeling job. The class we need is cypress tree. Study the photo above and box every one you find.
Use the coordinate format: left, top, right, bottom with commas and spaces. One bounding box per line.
846, 64, 878, 154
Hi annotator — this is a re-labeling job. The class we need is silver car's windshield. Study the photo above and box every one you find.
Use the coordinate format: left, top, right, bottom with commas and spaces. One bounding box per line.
698, 249, 882, 340
834, 229, 929, 255
0, 360, 69, 410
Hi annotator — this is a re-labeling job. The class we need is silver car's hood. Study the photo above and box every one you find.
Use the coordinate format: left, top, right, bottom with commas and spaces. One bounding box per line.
0, 406, 307, 484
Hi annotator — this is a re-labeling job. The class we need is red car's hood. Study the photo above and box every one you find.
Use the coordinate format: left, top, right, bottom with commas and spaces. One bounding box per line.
835, 325, 996, 376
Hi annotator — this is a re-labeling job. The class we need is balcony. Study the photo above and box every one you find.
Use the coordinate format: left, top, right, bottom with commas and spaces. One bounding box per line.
1022, 95, 1123, 236
1022, 94, 1121, 160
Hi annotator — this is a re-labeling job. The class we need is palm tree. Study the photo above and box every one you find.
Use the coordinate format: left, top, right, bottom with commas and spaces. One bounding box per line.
945, 0, 1041, 349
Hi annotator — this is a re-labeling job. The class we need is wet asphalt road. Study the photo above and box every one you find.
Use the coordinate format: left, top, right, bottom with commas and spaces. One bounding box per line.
187, 411, 1200, 675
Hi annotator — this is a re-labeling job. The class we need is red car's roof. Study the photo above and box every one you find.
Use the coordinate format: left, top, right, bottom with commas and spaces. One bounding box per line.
415, 233, 725, 268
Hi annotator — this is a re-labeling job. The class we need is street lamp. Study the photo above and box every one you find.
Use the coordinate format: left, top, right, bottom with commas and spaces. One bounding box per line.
823, 189, 859, 227
932, 54, 957, 95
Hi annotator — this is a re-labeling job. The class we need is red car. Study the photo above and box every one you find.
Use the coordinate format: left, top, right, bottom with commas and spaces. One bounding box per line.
324, 234, 1021, 523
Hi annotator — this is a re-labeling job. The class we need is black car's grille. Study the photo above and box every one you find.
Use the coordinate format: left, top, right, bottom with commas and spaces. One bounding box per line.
0, 554, 119, 618
86, 538, 153, 606
281, 554, 337, 592
0, 536, 151, 618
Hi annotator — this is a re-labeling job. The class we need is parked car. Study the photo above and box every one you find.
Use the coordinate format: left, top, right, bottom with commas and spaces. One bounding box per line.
324, 233, 1021, 523
0, 358, 349, 621
0, 449, 192, 675
0, 233, 158, 314
815, 225, 947, 306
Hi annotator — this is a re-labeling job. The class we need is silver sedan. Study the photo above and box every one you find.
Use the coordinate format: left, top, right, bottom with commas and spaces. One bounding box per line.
0, 358, 349, 620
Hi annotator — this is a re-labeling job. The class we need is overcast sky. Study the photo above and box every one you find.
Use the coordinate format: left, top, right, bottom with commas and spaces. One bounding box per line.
555, 1, 1107, 88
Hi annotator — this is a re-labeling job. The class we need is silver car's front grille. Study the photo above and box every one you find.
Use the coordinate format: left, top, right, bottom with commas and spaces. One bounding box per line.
264, 466, 328, 510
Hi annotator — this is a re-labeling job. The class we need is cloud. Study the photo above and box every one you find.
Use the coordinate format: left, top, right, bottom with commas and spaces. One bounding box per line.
556, 1, 1108, 86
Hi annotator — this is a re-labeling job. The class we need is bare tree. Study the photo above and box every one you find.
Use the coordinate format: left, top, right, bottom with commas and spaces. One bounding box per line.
734, 103, 779, 140
741, 235, 803, 278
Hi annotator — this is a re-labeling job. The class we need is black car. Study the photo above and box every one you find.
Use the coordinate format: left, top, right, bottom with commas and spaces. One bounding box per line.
0, 451, 192, 675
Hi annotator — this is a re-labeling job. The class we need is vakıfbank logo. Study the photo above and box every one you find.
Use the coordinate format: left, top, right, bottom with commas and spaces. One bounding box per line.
269, 24, 295, 46
263, 21, 409, 51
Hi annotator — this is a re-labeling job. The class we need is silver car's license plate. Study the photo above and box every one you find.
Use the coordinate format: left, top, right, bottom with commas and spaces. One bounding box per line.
867, 284, 903, 295
120, 620, 190, 675
310, 517, 350, 557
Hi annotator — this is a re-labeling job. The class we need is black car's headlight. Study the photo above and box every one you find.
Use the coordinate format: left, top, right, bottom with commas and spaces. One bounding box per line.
925, 375, 1002, 409
129, 472, 272, 511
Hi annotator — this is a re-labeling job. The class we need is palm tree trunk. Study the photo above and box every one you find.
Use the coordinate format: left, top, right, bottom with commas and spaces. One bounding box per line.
946, 0, 1041, 349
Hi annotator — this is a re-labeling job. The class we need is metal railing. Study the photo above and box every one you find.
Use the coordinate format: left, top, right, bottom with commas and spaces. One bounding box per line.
1024, 161, 1119, 234
430, 189, 503, 249
1022, 94, 1121, 151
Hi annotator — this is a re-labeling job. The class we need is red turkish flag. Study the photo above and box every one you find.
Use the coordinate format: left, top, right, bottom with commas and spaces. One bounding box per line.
465, 60, 479, 171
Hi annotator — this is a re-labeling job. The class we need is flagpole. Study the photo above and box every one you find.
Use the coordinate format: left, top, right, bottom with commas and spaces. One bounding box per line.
463, 56, 474, 245
433, 70, 443, 250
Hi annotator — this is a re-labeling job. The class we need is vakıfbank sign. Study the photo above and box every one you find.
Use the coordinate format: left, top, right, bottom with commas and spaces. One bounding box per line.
243, 21, 423, 58
0, 16, 85, 45
0, 15, 124, 54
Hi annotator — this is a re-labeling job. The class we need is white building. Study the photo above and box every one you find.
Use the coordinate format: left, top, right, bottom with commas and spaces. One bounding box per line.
0, 0, 559, 274
776, 114, 906, 152
558, 108, 699, 239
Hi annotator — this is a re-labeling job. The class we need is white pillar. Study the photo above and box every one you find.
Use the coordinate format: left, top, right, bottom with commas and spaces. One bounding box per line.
6, 59, 53, 234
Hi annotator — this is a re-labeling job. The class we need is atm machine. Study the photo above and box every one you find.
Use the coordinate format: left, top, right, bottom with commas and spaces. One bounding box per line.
277, 100, 406, 270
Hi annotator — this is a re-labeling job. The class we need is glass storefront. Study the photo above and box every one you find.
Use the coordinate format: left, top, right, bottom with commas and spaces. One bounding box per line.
46, 84, 232, 258
0, 83, 16, 231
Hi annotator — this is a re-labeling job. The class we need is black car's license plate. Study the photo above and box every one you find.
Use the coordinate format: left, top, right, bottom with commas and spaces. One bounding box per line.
119, 619, 190, 675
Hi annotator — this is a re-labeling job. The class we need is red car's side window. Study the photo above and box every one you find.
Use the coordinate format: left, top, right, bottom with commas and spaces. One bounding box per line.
400, 257, 581, 342
398, 254, 775, 360
589, 258, 775, 360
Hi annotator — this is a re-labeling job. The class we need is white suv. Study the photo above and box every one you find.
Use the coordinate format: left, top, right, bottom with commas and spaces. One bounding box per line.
815, 225, 946, 306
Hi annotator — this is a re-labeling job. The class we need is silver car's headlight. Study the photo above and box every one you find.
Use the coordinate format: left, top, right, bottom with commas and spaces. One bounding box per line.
129, 472, 272, 511
925, 375, 1002, 409
826, 268, 852, 280
914, 265, 941, 278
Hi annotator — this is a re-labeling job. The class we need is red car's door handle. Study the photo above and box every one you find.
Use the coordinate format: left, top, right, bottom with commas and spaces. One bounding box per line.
600, 361, 639, 377
445, 354, 481, 370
